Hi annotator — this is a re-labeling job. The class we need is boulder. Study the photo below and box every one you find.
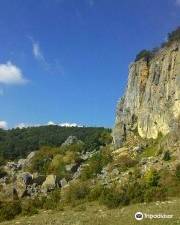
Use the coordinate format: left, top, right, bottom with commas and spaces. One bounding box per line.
14, 176, 26, 198
18, 152, 36, 169
61, 136, 80, 146
60, 178, 68, 188
65, 163, 76, 172
133, 146, 143, 153
41, 175, 57, 193
22, 172, 33, 185
26, 151, 36, 161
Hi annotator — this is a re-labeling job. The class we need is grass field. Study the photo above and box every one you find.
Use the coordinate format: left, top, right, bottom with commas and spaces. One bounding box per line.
0, 198, 180, 225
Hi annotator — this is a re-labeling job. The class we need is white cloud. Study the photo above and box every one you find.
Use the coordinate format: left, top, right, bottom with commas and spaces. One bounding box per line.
16, 123, 40, 129
16, 121, 82, 128
176, 0, 180, 6
59, 122, 82, 127
0, 62, 27, 85
47, 121, 56, 125
0, 121, 8, 129
32, 42, 45, 61
16, 123, 28, 129
48, 121, 82, 127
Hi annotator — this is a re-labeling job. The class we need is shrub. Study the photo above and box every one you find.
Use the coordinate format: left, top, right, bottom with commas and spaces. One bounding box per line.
125, 182, 145, 203
29, 146, 58, 174
99, 186, 129, 208
63, 181, 90, 204
42, 189, 61, 210
88, 184, 104, 201
48, 154, 68, 178
0, 201, 22, 222
98, 132, 112, 146
144, 169, 160, 187
135, 49, 152, 62
167, 27, 180, 43
114, 154, 138, 171
144, 186, 167, 202
80, 148, 112, 181
21, 200, 38, 216
0, 168, 7, 179
163, 150, 171, 161
175, 164, 180, 180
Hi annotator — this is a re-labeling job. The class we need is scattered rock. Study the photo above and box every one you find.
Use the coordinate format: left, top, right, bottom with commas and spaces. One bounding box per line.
41, 175, 57, 193
61, 136, 79, 146
60, 178, 68, 188
133, 145, 143, 153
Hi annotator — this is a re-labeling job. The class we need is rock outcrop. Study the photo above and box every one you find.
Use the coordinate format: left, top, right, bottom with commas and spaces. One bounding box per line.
113, 41, 180, 148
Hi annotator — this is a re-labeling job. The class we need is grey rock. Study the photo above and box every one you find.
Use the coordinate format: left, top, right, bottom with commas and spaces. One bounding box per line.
61, 136, 79, 146
60, 178, 68, 188
133, 146, 143, 153
22, 172, 33, 185
65, 163, 76, 172
113, 41, 180, 148
41, 175, 57, 193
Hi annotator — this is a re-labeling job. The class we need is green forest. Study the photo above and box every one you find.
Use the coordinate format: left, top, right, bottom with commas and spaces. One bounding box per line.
0, 126, 112, 162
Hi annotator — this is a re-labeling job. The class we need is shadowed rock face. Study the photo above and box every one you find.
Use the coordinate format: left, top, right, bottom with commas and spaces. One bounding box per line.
113, 41, 180, 148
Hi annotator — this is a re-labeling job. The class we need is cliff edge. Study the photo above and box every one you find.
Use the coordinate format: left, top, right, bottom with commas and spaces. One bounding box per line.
113, 40, 180, 148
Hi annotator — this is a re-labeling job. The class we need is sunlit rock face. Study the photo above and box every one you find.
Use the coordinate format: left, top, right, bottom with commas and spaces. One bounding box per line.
113, 41, 180, 148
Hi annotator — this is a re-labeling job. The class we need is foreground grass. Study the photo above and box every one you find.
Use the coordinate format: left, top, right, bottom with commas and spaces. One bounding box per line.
1, 199, 180, 225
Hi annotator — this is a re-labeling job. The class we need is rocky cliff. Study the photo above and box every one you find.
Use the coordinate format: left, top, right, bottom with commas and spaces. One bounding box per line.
113, 41, 180, 148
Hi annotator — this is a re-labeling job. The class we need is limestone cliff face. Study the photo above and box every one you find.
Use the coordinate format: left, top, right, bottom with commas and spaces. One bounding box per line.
113, 41, 180, 148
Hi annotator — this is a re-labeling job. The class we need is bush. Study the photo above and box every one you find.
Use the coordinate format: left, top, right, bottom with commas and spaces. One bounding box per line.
29, 146, 58, 174
168, 27, 180, 43
63, 181, 90, 204
80, 148, 112, 181
21, 200, 38, 216
88, 184, 104, 201
114, 154, 138, 171
0, 201, 22, 222
48, 154, 67, 178
144, 186, 167, 202
144, 169, 160, 187
175, 164, 180, 180
0, 168, 7, 179
163, 150, 171, 161
42, 189, 61, 210
135, 49, 152, 62
99, 186, 129, 208
125, 182, 145, 203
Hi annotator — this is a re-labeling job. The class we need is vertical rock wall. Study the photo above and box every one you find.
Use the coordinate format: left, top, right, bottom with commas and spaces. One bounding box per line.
113, 42, 180, 148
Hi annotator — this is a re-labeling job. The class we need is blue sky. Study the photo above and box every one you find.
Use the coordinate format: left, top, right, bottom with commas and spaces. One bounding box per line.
0, 0, 180, 129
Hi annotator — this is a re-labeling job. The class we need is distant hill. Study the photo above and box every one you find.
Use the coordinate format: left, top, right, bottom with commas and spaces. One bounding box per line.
0, 126, 111, 161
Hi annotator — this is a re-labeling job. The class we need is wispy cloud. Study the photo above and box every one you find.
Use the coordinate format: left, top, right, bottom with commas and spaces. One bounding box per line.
0, 61, 28, 85
176, 0, 180, 6
32, 42, 45, 61
29, 36, 48, 67
0, 121, 8, 129
87, 0, 95, 7
29, 37, 64, 75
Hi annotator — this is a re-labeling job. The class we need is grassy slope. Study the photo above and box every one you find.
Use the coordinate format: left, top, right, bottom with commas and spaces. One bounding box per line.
1, 199, 180, 225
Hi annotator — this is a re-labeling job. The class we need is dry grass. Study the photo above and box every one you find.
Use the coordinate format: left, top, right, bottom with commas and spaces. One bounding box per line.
0, 198, 180, 225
